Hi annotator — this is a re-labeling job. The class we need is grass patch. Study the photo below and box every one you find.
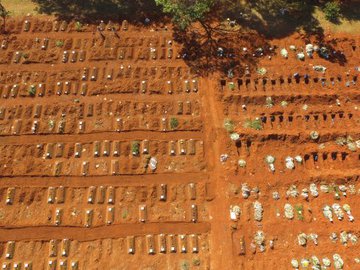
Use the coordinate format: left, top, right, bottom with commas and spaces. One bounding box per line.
121, 208, 128, 219
265, 96, 274, 108
192, 258, 201, 266
313, 7, 360, 34
48, 119, 55, 129
1, 0, 38, 16
75, 21, 83, 32
179, 260, 190, 270
294, 204, 304, 221
323, 1, 341, 22
243, 118, 263, 130
228, 82, 235, 90
170, 117, 179, 129
28, 85, 36, 96
131, 141, 140, 156
55, 40, 64, 47
224, 119, 235, 133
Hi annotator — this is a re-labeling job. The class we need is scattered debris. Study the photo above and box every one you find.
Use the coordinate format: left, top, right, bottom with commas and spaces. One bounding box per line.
340, 231, 348, 245
294, 155, 303, 163
309, 184, 319, 197
310, 131, 319, 140
285, 156, 295, 169
301, 258, 310, 268
284, 203, 294, 219
323, 257, 331, 268
333, 254, 344, 269
306, 44, 314, 57
265, 96, 274, 108
220, 154, 229, 163
241, 184, 251, 199
272, 191, 280, 200
286, 185, 299, 198
230, 133, 240, 141
297, 233, 307, 246
257, 67, 267, 75
308, 233, 318, 245
265, 155, 275, 164
313, 65, 327, 72
253, 231, 266, 252
280, 48, 288, 58
253, 201, 263, 221
301, 189, 309, 200
330, 232, 338, 242
238, 159, 247, 168
297, 52, 305, 60
230, 205, 241, 220
323, 205, 333, 222
343, 204, 354, 222
291, 259, 299, 268
332, 203, 344, 220
280, 100, 288, 107
148, 157, 157, 171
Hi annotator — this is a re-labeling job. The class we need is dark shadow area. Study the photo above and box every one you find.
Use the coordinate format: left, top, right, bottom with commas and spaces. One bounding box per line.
340, 2, 360, 21
318, 42, 347, 66
32, 0, 165, 24
173, 24, 272, 77
219, 0, 321, 39
31, 0, 358, 74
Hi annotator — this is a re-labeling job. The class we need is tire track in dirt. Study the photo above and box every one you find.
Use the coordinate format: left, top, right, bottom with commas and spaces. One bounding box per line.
0, 222, 210, 241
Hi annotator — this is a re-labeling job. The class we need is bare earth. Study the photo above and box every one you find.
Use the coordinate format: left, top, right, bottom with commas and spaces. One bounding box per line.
0, 17, 359, 269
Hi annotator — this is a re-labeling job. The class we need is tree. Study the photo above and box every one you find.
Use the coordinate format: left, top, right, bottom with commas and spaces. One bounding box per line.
155, 0, 215, 30
0, 1, 10, 33
323, 1, 341, 22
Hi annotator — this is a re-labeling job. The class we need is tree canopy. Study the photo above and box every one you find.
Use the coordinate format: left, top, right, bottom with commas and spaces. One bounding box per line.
0, 0, 10, 33
155, 0, 215, 30
29, 0, 360, 38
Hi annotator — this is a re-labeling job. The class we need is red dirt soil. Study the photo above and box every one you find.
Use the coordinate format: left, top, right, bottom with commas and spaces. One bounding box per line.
0, 16, 359, 269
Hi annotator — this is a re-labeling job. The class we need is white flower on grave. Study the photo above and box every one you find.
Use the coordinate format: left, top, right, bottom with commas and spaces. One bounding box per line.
230, 133, 240, 141
238, 159, 246, 168
265, 155, 275, 164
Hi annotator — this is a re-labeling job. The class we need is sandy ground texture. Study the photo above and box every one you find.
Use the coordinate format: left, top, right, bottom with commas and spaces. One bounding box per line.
0, 17, 359, 269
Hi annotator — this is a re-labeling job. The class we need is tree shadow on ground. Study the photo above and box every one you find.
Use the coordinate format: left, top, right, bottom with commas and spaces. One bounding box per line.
33, 0, 164, 24
173, 23, 273, 77
31, 0, 356, 74
340, 2, 360, 21
217, 0, 354, 68
222, 0, 322, 39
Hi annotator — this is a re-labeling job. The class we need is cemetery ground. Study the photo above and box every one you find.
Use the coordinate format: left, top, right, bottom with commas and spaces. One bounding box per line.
0, 13, 359, 270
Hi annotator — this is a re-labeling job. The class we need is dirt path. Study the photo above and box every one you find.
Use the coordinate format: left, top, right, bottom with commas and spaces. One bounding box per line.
0, 131, 203, 142
0, 172, 207, 187
0, 222, 210, 241
201, 78, 235, 269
